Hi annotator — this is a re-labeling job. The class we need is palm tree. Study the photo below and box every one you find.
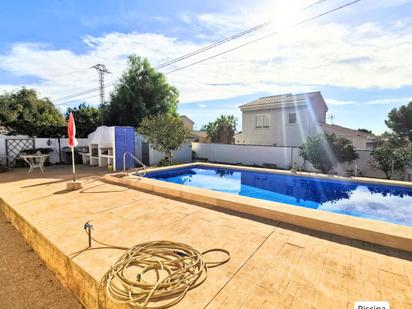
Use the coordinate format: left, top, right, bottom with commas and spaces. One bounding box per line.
202, 115, 237, 144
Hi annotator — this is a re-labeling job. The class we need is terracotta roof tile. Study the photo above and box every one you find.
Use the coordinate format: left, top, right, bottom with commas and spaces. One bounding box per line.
239, 91, 321, 108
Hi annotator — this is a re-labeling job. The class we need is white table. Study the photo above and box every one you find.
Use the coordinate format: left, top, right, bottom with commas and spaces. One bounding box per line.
21, 154, 49, 173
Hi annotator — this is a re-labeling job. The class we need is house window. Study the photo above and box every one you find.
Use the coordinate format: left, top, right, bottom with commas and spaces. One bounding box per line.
256, 114, 270, 128
288, 112, 297, 124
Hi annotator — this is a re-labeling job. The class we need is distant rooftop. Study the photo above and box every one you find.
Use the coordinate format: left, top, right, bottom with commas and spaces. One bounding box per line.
179, 115, 195, 124
239, 91, 323, 109
318, 122, 376, 137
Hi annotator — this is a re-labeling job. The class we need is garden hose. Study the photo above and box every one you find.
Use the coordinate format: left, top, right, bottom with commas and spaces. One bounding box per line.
101, 240, 230, 308
70, 228, 230, 308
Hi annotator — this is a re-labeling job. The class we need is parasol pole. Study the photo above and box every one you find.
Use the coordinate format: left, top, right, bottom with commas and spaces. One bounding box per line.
66, 111, 81, 190
71, 146, 76, 182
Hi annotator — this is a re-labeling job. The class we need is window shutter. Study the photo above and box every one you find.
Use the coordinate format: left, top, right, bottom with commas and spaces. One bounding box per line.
264, 115, 270, 128
289, 113, 297, 124
256, 115, 263, 128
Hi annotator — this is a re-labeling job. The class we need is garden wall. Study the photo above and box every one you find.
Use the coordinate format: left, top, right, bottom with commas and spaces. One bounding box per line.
0, 134, 192, 168
148, 144, 192, 166
192, 142, 404, 180
134, 133, 192, 166
0, 135, 89, 165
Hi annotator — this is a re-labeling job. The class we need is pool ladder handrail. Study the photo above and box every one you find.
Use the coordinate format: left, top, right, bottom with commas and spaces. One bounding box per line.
123, 152, 147, 177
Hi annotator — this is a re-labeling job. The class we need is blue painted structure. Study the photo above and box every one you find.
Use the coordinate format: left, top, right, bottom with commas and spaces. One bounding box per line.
114, 126, 135, 171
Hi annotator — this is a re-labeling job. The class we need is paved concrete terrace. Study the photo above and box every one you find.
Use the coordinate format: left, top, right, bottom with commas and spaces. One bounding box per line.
0, 166, 411, 308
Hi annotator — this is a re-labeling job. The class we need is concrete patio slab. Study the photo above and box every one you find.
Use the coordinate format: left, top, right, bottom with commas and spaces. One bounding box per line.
1, 166, 411, 308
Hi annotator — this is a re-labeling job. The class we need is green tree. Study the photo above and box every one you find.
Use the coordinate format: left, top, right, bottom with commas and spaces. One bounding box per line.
380, 131, 409, 147
385, 101, 412, 142
299, 133, 359, 174
201, 115, 237, 144
137, 114, 189, 165
105, 55, 178, 127
0, 88, 65, 136
4, 120, 66, 137
0, 88, 64, 125
66, 103, 101, 138
369, 137, 411, 179
358, 128, 372, 134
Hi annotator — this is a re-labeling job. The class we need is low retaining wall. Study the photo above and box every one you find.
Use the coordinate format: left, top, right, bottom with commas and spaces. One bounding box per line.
105, 163, 412, 252
0, 198, 127, 309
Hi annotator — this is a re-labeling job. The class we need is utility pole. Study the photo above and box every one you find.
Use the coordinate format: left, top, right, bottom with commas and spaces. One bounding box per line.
327, 114, 335, 125
91, 64, 111, 124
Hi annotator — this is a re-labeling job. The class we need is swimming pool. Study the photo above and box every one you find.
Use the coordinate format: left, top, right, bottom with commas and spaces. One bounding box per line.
147, 165, 412, 227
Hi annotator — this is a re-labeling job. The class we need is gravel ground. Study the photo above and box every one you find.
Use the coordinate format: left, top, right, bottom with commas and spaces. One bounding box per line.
0, 211, 83, 309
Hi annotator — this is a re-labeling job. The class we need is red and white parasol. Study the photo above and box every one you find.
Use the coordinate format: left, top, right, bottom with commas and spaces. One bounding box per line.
68, 112, 78, 182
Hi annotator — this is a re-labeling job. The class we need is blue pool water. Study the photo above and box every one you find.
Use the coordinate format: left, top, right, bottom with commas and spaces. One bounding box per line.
146, 166, 412, 226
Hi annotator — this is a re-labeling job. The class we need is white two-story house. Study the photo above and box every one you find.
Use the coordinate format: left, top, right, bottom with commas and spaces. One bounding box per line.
235, 91, 376, 149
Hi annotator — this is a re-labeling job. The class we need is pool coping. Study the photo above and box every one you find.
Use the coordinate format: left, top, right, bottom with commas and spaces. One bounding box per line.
104, 162, 412, 252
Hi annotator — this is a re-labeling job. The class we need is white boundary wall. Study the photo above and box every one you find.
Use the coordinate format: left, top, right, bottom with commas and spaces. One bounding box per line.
192, 143, 403, 180
134, 133, 192, 166
193, 142, 297, 169
0, 135, 88, 164
148, 144, 192, 166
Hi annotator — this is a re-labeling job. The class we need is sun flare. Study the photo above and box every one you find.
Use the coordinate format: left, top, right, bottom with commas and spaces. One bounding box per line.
262, 0, 313, 28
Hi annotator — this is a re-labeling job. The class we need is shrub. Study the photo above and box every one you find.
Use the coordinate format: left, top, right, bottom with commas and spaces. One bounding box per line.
299, 133, 359, 174
369, 142, 411, 179
138, 114, 190, 164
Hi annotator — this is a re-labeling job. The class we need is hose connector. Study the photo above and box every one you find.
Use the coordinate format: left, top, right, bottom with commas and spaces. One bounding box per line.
84, 220, 93, 248
84, 220, 93, 230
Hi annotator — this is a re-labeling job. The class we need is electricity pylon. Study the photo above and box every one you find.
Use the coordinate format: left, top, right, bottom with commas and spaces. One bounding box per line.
91, 64, 111, 124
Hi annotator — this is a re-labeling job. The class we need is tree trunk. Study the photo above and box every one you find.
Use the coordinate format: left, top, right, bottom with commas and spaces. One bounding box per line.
167, 151, 172, 164
320, 168, 329, 174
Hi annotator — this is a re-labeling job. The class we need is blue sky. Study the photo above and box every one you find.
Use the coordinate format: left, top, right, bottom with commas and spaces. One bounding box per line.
0, 0, 412, 133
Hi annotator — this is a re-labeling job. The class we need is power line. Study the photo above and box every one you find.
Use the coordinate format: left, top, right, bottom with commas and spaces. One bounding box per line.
53, 21, 274, 103
52, 20, 271, 103
153, 22, 272, 71
305, 0, 330, 9
163, 0, 361, 75
154, 1, 330, 71
55, 0, 359, 106
53, 86, 101, 102
53, 19, 272, 103
53, 0, 331, 103
55, 94, 101, 106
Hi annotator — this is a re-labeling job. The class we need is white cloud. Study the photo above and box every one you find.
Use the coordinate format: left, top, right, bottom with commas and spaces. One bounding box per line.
80, 10, 169, 29
325, 96, 412, 106
0, 33, 199, 104
1, 1, 412, 106
178, 0, 317, 37
319, 186, 412, 226
364, 96, 412, 105
325, 98, 357, 105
